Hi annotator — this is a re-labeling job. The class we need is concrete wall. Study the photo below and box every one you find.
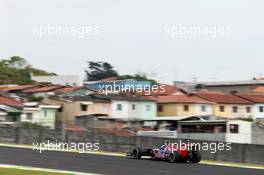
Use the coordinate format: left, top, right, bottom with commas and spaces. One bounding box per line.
0, 127, 264, 165
252, 124, 264, 145
178, 133, 226, 142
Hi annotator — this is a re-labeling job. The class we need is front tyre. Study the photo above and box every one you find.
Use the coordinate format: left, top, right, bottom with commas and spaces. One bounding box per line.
190, 151, 201, 163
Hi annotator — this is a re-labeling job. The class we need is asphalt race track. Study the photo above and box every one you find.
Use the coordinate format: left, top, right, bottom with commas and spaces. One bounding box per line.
0, 146, 263, 175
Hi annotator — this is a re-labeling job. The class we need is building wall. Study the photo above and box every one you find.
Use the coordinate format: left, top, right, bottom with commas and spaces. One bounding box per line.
111, 101, 156, 119
21, 108, 57, 129
43, 98, 110, 121
157, 103, 178, 116
157, 103, 213, 117
111, 101, 129, 118
225, 120, 252, 144
21, 109, 40, 124
213, 104, 252, 118
176, 104, 196, 116
130, 101, 156, 119
39, 108, 56, 129
193, 104, 213, 115
253, 104, 264, 119
59, 102, 110, 121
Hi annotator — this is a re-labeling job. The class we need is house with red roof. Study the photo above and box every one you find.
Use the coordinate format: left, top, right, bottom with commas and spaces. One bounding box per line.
148, 95, 214, 117
0, 95, 23, 124
21, 102, 60, 129
196, 92, 253, 119
0, 85, 40, 93
55, 86, 95, 96
234, 94, 264, 121
22, 85, 65, 97
252, 86, 264, 94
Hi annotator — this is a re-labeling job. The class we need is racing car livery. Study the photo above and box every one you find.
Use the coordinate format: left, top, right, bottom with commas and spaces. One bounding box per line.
127, 144, 201, 163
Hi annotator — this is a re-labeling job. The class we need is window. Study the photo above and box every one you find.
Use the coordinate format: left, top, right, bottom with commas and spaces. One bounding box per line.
43, 110, 48, 117
117, 104, 122, 111
146, 105, 151, 111
184, 105, 189, 111
219, 106, 225, 112
158, 105, 163, 112
58, 106, 63, 112
132, 104, 136, 110
201, 105, 206, 112
232, 106, 238, 113
246, 107, 251, 113
26, 113, 33, 120
259, 106, 264, 112
230, 124, 239, 133
81, 104, 88, 111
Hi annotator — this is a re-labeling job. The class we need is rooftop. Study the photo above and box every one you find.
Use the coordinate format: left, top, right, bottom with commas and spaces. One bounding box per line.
146, 95, 213, 104
253, 86, 264, 93
235, 94, 264, 103
196, 93, 253, 104
175, 79, 264, 87
0, 95, 23, 107
0, 85, 38, 92
23, 85, 64, 93
55, 86, 83, 93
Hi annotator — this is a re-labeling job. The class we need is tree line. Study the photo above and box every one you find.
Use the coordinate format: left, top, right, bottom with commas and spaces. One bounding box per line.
0, 56, 156, 85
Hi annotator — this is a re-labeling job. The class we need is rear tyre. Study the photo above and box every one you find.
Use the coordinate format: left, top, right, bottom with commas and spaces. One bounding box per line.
131, 148, 142, 159
190, 151, 201, 163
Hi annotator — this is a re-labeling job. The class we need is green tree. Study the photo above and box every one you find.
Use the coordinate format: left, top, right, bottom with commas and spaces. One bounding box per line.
85, 61, 118, 81
0, 56, 54, 85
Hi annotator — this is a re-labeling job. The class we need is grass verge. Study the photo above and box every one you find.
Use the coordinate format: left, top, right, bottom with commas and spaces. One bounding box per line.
0, 167, 73, 175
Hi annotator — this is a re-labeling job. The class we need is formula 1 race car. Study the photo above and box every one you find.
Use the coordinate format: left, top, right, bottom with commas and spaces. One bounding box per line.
127, 145, 201, 163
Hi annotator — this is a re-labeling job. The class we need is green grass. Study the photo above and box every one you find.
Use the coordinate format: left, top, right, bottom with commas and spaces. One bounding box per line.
0, 167, 73, 175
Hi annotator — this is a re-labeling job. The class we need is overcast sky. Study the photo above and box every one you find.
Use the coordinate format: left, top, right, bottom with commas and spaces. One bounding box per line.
1, 0, 264, 83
